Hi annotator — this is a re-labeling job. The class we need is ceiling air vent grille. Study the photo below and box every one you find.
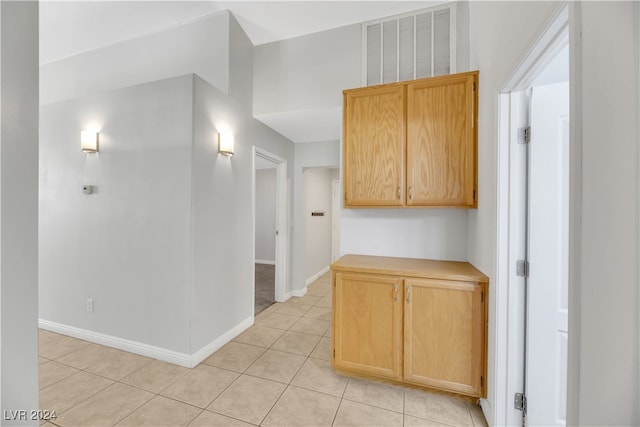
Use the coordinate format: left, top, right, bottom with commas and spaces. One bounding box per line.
363, 3, 456, 86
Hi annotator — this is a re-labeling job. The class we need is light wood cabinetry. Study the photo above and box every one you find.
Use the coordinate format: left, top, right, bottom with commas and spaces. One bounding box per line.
333, 273, 403, 380
332, 255, 488, 398
403, 278, 485, 396
343, 84, 405, 206
343, 71, 478, 208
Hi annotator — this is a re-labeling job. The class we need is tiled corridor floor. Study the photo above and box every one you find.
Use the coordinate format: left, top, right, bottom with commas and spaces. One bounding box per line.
38, 273, 488, 426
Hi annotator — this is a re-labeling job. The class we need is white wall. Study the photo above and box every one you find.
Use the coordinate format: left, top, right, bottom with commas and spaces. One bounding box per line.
341, 209, 468, 261
573, 3, 638, 424
467, 1, 640, 425
255, 168, 277, 263
303, 168, 334, 281
253, 24, 361, 116
190, 74, 294, 352
292, 141, 340, 291
40, 11, 231, 106
0, 2, 39, 422
39, 75, 194, 353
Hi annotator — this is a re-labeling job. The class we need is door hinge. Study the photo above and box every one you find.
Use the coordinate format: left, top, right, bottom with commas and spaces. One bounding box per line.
473, 189, 476, 200
517, 126, 531, 144
480, 375, 484, 387
514, 392, 527, 413
481, 291, 484, 303
333, 349, 335, 358
473, 82, 476, 92
516, 260, 529, 278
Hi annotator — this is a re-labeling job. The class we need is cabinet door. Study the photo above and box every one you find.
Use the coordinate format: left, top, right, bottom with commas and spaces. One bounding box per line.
404, 278, 486, 397
333, 272, 403, 380
406, 71, 478, 207
343, 85, 405, 207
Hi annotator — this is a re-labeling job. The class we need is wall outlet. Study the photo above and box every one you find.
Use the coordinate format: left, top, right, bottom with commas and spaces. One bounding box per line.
86, 298, 94, 312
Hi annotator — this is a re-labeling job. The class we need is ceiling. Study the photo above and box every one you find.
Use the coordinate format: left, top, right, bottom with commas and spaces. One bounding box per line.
39, 1, 438, 143
40, 1, 437, 64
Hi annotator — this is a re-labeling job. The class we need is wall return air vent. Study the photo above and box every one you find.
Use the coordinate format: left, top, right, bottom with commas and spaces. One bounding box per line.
363, 2, 457, 86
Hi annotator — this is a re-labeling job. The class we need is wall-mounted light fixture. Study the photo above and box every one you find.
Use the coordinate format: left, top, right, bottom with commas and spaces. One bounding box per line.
218, 132, 234, 157
81, 130, 99, 153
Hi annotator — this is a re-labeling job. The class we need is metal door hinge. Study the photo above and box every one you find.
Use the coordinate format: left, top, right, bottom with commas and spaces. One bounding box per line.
514, 393, 527, 413
517, 126, 531, 144
516, 260, 529, 278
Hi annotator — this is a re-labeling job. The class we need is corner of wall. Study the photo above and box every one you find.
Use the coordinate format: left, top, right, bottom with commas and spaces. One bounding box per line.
228, 11, 254, 111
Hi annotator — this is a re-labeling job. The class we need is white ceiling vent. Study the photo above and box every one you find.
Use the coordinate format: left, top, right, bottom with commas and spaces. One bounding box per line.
363, 3, 456, 86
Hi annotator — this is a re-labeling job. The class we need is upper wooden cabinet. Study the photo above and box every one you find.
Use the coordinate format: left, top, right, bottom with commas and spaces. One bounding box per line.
343, 71, 478, 208
343, 84, 406, 206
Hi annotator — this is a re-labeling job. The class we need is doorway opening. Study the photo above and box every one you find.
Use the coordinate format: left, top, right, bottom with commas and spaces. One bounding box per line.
253, 147, 288, 316
302, 167, 339, 285
495, 5, 571, 427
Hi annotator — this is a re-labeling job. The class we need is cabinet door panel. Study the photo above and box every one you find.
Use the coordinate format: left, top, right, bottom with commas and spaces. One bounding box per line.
404, 278, 485, 397
343, 85, 405, 207
333, 273, 403, 379
407, 73, 477, 207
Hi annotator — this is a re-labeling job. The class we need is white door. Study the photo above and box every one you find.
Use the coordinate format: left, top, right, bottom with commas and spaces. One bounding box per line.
526, 82, 569, 426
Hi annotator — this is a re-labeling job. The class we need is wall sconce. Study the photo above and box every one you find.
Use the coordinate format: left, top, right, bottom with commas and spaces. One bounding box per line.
218, 132, 234, 157
81, 130, 99, 153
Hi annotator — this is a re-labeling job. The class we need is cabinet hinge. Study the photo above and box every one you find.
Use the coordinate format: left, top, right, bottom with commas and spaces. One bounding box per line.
473, 189, 476, 200
514, 393, 527, 413
480, 376, 484, 387
473, 82, 476, 92
481, 291, 484, 303
518, 126, 531, 144
333, 349, 335, 358
516, 260, 529, 278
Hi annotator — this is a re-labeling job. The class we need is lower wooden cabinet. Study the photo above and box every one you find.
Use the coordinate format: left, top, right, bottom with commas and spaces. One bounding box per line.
332, 255, 488, 398
333, 273, 403, 380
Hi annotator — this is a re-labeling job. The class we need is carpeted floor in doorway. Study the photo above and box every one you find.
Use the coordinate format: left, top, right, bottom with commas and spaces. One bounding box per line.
255, 263, 275, 315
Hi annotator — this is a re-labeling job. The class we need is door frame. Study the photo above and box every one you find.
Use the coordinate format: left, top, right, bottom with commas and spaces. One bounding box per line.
331, 178, 341, 262
493, 4, 582, 426
252, 146, 289, 308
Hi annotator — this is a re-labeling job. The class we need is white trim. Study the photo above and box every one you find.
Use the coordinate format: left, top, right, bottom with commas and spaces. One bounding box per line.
291, 287, 308, 298
566, 3, 583, 424
255, 259, 276, 266
494, 3, 570, 426
253, 146, 289, 305
39, 317, 253, 368
189, 316, 253, 367
502, 5, 569, 93
306, 265, 330, 286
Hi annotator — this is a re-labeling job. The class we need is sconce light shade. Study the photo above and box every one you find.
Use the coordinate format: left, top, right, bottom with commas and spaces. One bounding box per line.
218, 132, 234, 157
81, 130, 99, 153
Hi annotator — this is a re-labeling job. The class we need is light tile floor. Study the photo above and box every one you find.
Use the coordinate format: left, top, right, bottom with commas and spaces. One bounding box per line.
38, 273, 488, 427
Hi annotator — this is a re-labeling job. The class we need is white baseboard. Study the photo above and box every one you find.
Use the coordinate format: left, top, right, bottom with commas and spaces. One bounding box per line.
39, 316, 254, 368
189, 317, 253, 367
291, 287, 307, 297
306, 266, 330, 286
255, 259, 276, 265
